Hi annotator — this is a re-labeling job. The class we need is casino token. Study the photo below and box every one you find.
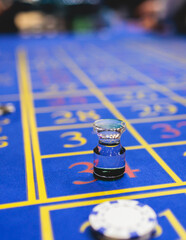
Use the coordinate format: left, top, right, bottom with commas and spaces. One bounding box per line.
0, 103, 15, 116
89, 200, 157, 240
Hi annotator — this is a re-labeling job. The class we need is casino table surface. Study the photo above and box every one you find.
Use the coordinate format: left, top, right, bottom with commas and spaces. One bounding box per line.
0, 25, 186, 240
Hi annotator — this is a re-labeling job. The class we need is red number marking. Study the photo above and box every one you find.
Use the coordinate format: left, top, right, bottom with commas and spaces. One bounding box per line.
125, 162, 139, 178
93, 159, 99, 167
98, 146, 102, 152
49, 98, 65, 106
70, 97, 87, 104
176, 121, 186, 128
152, 123, 180, 139
69, 162, 97, 185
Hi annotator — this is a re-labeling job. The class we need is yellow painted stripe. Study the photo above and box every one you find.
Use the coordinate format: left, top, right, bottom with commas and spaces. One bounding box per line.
125, 145, 144, 150
1, 182, 186, 210
0, 94, 20, 102
40, 188, 186, 240
129, 114, 186, 124
44, 182, 186, 204
41, 150, 93, 159
129, 41, 186, 65
41, 145, 143, 159
41, 141, 186, 159
38, 123, 93, 132
150, 84, 186, 107
36, 114, 186, 132
0, 200, 37, 210
58, 48, 183, 183
40, 207, 54, 240
159, 209, 186, 239
105, 44, 186, 106
151, 141, 186, 148
35, 103, 103, 114
18, 50, 47, 200
97, 42, 186, 107
17, 51, 36, 202
42, 188, 186, 212
34, 89, 91, 99
34, 98, 172, 114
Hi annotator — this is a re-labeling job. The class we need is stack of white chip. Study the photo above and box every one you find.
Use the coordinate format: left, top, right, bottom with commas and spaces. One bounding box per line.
89, 200, 158, 240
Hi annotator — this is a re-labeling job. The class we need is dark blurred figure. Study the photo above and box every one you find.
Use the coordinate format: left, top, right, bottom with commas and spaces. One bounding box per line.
174, 1, 186, 34
0, 0, 185, 34
0, 1, 31, 33
61, 1, 101, 31
0, 0, 62, 33
104, 0, 145, 18
0, 0, 101, 33
104, 0, 186, 34
136, 0, 186, 34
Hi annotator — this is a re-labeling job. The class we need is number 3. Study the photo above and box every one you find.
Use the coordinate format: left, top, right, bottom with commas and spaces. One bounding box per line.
60, 131, 87, 148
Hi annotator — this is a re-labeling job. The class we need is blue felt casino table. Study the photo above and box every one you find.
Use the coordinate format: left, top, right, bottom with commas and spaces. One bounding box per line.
0, 25, 186, 240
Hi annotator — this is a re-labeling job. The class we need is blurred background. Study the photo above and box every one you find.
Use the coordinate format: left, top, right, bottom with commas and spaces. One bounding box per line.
0, 0, 185, 34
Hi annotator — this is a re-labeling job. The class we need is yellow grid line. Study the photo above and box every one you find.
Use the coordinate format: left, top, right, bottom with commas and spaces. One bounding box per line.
42, 188, 186, 212
18, 50, 47, 200
32, 84, 154, 99
42, 150, 93, 159
39, 188, 186, 240
151, 141, 186, 148
13, 47, 185, 209
38, 123, 93, 132
57, 48, 182, 183
1, 182, 186, 210
32, 84, 163, 100
33, 89, 91, 99
35, 103, 104, 113
129, 114, 186, 124
34, 97, 172, 114
36, 114, 186, 132
41, 146, 143, 159
0, 94, 20, 102
41, 140, 186, 159
37, 114, 186, 132
128, 41, 186, 65
91, 45, 186, 107
17, 51, 36, 202
159, 209, 186, 239
150, 84, 186, 107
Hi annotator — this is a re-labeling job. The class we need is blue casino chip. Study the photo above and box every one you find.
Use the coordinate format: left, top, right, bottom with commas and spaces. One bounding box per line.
89, 200, 157, 240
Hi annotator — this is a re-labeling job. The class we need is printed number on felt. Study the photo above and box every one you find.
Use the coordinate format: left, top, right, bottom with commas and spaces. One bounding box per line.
60, 131, 87, 148
152, 121, 186, 139
69, 162, 97, 184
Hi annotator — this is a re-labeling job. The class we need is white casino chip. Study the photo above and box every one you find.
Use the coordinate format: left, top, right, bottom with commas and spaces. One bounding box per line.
89, 200, 157, 240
